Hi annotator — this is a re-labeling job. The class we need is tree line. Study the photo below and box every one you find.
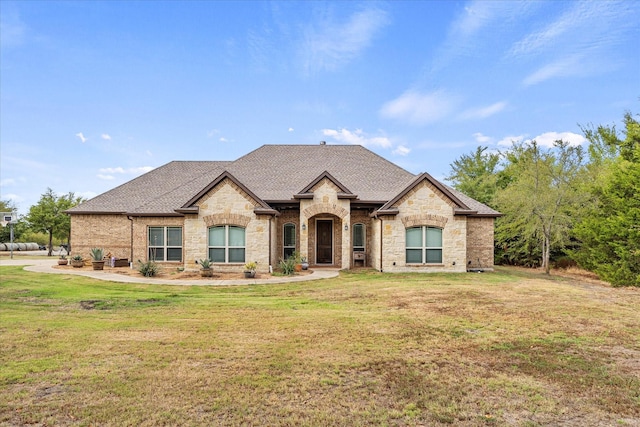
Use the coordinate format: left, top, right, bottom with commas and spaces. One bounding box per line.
0, 188, 85, 256
2, 113, 638, 286
446, 112, 639, 287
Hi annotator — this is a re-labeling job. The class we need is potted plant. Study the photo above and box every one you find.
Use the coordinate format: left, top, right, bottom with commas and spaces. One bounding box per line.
58, 255, 68, 265
198, 258, 213, 277
300, 256, 309, 271
70, 254, 84, 268
243, 261, 257, 278
291, 251, 303, 272
90, 248, 105, 270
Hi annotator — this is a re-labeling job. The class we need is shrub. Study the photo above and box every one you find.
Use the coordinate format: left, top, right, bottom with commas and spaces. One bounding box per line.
138, 260, 159, 277
278, 257, 296, 275
90, 247, 105, 261
197, 258, 212, 269
554, 256, 577, 269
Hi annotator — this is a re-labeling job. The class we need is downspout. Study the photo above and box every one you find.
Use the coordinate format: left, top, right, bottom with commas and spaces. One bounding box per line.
127, 215, 134, 268
379, 216, 383, 272
268, 216, 272, 272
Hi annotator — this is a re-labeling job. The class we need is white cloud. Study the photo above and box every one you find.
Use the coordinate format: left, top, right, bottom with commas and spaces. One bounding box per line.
497, 135, 526, 147
75, 132, 87, 143
532, 131, 586, 147
497, 131, 586, 148
301, 6, 388, 74
97, 174, 115, 181
207, 129, 220, 138
473, 133, 492, 144
0, 178, 16, 187
393, 145, 411, 156
288, 127, 294, 132
512, 1, 639, 85
98, 166, 154, 175
0, 4, 27, 48
101, 134, 111, 140
459, 101, 507, 120
380, 90, 460, 125
322, 128, 391, 148
219, 137, 228, 143
429, 1, 533, 73
523, 54, 583, 86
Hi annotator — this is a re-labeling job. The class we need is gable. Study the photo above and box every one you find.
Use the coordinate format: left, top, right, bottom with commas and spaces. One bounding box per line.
179, 171, 278, 217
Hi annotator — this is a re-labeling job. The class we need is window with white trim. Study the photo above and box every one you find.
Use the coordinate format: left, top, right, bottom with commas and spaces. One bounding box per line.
208, 225, 245, 263
283, 223, 296, 259
406, 226, 442, 264
148, 226, 183, 262
353, 223, 365, 252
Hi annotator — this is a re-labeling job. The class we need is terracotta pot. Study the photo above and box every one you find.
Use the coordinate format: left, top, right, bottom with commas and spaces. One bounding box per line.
71, 260, 84, 268
201, 268, 213, 277
58, 259, 68, 265
294, 264, 302, 272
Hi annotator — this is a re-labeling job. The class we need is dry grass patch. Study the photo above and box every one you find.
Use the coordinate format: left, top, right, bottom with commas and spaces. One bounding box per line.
1, 265, 639, 426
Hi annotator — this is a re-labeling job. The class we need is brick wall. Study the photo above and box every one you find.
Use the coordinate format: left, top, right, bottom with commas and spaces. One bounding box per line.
466, 217, 495, 270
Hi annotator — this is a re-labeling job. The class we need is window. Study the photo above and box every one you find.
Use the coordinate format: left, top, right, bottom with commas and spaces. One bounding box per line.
353, 223, 365, 252
283, 223, 296, 259
148, 226, 183, 261
209, 225, 245, 263
406, 226, 442, 264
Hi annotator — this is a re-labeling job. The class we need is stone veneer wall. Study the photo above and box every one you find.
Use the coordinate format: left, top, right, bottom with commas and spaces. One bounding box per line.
299, 179, 351, 269
380, 180, 467, 273
466, 217, 495, 270
184, 179, 271, 273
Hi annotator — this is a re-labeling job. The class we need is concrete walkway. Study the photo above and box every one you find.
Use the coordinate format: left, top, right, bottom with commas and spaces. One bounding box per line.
0, 257, 340, 286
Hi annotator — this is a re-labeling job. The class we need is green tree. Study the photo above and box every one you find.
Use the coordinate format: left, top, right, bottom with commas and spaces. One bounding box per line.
445, 146, 502, 205
26, 188, 84, 256
495, 140, 587, 274
0, 199, 24, 243
573, 113, 640, 286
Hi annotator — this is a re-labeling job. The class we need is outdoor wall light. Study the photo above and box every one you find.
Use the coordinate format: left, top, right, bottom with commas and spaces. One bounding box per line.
344, 224, 349, 230
302, 223, 306, 231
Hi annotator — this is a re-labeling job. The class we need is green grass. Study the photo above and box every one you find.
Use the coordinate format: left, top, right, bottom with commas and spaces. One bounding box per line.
1, 265, 639, 426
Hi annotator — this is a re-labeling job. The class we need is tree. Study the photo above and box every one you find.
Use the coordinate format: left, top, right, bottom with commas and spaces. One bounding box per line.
446, 146, 502, 205
26, 188, 85, 256
495, 140, 587, 274
0, 199, 24, 243
573, 113, 640, 286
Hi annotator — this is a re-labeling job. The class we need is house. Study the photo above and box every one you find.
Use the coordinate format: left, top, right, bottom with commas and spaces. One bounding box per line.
66, 144, 500, 273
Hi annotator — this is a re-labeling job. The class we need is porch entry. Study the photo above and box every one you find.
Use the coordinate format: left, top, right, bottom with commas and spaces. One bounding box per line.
316, 220, 333, 264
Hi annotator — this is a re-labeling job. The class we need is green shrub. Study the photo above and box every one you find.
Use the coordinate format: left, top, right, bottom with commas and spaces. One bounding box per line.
278, 257, 296, 275
138, 260, 159, 277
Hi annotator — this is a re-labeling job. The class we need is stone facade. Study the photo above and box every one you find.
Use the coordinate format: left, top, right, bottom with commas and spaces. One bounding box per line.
378, 181, 468, 273
69, 169, 497, 274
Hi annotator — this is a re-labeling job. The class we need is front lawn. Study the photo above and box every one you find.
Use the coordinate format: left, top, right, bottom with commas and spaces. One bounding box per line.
1, 266, 638, 426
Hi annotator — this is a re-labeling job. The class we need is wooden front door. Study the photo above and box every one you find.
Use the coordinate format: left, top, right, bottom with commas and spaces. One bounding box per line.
316, 220, 333, 264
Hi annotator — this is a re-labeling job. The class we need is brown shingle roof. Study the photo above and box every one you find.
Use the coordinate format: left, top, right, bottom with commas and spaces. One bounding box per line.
67, 161, 231, 215
66, 144, 500, 217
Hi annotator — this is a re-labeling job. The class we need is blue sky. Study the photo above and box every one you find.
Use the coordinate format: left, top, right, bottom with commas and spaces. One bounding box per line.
1, 0, 639, 214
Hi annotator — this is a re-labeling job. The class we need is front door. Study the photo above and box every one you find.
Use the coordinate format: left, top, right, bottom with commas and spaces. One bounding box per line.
316, 220, 333, 264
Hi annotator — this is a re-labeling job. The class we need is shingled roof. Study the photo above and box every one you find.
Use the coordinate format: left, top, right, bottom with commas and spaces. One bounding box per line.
67, 144, 500, 216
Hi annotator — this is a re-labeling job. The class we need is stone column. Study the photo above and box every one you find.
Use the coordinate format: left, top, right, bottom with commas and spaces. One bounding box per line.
341, 215, 351, 269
